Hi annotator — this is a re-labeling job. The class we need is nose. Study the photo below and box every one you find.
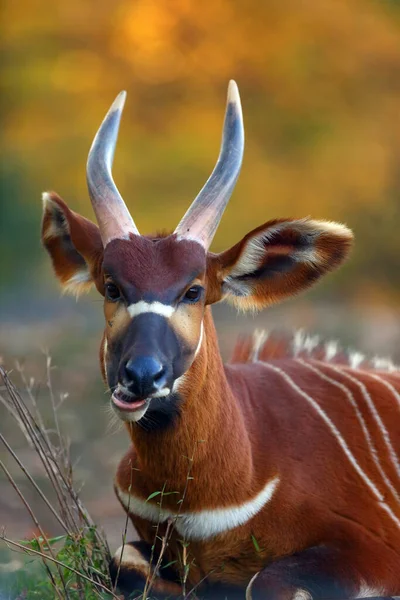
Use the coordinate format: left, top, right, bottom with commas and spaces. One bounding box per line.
123, 356, 168, 398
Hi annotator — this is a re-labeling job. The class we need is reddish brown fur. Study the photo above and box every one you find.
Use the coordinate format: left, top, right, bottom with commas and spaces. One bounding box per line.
112, 316, 400, 594
41, 191, 400, 598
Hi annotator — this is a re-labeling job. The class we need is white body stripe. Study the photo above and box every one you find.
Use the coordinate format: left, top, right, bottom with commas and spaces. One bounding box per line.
260, 363, 400, 531
298, 360, 400, 504
327, 364, 400, 482
127, 301, 175, 319
366, 372, 400, 411
116, 476, 280, 541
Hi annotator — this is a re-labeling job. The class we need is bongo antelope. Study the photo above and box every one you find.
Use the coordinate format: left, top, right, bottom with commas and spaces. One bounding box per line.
41, 82, 400, 599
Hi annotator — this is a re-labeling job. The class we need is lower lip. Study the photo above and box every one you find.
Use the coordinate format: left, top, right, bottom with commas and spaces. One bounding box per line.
112, 391, 147, 412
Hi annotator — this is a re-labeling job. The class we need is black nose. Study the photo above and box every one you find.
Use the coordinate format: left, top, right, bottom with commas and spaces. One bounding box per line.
123, 357, 168, 398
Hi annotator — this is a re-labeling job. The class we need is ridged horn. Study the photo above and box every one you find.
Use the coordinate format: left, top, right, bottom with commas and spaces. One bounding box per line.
174, 80, 244, 249
87, 91, 139, 246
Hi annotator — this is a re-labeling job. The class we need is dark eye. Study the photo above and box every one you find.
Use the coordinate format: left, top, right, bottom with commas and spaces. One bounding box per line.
183, 286, 202, 303
105, 283, 121, 301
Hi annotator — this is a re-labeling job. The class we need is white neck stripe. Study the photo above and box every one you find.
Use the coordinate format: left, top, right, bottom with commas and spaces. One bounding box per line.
127, 301, 175, 319
116, 476, 279, 541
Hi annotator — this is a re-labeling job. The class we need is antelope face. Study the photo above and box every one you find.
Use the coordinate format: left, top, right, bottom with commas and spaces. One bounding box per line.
101, 234, 206, 424
42, 82, 353, 429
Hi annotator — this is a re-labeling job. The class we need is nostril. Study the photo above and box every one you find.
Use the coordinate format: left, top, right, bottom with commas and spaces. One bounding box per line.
123, 357, 168, 397
153, 366, 166, 383
124, 361, 140, 384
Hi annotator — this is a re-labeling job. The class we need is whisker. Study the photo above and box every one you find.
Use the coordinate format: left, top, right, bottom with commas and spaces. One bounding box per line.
103, 403, 124, 435
104, 385, 117, 395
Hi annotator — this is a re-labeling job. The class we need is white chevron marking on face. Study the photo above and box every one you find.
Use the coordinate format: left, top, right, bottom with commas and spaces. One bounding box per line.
127, 301, 175, 319
103, 337, 108, 384
115, 476, 280, 541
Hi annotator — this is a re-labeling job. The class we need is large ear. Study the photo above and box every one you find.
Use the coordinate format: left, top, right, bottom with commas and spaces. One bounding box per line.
206, 218, 353, 310
41, 191, 104, 296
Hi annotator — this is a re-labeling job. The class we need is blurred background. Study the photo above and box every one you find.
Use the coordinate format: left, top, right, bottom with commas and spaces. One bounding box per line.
1, 0, 400, 551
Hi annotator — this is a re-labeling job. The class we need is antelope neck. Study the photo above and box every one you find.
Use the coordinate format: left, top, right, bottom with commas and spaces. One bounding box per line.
126, 308, 254, 493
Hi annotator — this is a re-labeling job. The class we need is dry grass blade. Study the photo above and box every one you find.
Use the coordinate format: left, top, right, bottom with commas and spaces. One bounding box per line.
0, 362, 115, 598
0, 433, 69, 533
0, 458, 67, 599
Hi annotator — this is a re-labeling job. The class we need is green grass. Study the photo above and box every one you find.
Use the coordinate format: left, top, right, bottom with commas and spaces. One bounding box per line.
0, 530, 114, 599
0, 531, 118, 600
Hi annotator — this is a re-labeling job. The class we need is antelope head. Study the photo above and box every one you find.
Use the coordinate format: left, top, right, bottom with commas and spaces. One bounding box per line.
42, 82, 353, 428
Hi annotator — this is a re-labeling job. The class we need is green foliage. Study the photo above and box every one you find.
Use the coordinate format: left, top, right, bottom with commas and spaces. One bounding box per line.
1, 528, 113, 599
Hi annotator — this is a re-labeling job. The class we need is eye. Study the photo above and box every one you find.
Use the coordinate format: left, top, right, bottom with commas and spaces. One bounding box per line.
183, 286, 203, 303
105, 282, 121, 302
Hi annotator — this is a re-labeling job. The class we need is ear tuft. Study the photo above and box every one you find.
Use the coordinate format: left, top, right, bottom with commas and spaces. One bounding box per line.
207, 217, 353, 311
41, 191, 71, 241
61, 268, 93, 298
313, 219, 353, 239
41, 191, 103, 297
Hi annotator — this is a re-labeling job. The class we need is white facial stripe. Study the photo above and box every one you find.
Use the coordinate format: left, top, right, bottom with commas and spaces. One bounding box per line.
127, 301, 175, 319
152, 388, 170, 398
103, 337, 108, 383
116, 476, 280, 541
261, 363, 400, 532
194, 321, 204, 358
172, 372, 187, 394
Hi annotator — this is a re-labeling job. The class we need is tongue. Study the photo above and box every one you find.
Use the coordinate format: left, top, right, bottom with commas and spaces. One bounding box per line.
112, 391, 147, 411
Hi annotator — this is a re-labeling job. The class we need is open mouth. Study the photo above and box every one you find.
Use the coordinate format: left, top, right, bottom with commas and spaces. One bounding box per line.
111, 388, 149, 413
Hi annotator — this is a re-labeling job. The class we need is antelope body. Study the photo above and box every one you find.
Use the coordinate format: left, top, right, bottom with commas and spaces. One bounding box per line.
41, 82, 400, 599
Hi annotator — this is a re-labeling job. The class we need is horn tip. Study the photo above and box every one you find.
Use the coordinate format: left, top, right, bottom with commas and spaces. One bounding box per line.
111, 90, 127, 113
227, 80, 240, 105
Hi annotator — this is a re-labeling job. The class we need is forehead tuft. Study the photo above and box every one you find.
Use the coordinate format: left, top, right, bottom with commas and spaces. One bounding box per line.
103, 233, 206, 295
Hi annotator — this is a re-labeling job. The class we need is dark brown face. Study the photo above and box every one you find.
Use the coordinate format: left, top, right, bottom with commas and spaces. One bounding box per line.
101, 234, 207, 428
